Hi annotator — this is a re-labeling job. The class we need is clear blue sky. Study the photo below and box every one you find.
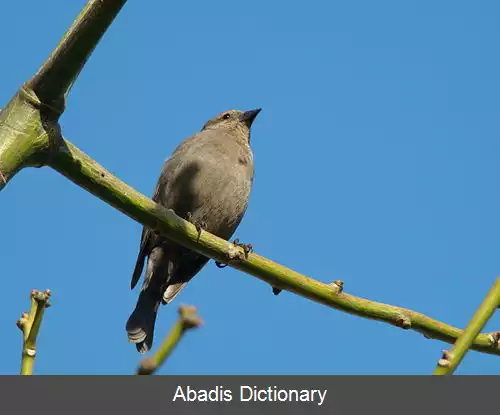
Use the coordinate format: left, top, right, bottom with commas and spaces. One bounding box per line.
1, 0, 499, 374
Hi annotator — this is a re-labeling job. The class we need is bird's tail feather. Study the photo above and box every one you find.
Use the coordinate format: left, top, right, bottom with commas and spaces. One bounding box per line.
126, 291, 159, 354
162, 282, 187, 304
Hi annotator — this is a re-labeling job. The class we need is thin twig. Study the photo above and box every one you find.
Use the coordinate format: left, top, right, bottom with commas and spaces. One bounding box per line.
17, 289, 52, 375
434, 278, 500, 375
136, 305, 203, 375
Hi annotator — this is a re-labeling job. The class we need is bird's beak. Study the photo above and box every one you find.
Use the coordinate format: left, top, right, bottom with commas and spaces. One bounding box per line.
240, 108, 261, 127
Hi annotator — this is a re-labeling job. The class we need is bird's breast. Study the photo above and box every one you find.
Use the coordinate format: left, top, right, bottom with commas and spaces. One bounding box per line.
164, 144, 253, 240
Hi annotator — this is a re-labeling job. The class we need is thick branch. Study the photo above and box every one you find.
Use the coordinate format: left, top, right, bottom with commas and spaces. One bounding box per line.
137, 305, 203, 375
17, 289, 52, 375
48, 136, 500, 356
434, 278, 500, 375
0, 97, 52, 191
0, 0, 127, 190
27, 0, 127, 106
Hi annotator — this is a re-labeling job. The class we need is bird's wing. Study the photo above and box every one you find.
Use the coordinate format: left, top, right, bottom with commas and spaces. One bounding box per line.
130, 161, 171, 289
162, 248, 210, 304
130, 132, 207, 290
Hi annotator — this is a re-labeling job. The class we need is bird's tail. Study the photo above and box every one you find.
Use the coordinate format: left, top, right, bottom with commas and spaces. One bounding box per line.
126, 290, 159, 354
127, 244, 182, 353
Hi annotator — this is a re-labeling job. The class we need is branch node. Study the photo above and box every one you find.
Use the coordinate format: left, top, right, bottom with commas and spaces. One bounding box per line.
329, 280, 344, 294
395, 312, 412, 329
16, 313, 29, 331
437, 350, 453, 367
224, 238, 253, 264
227, 243, 244, 262
24, 348, 36, 358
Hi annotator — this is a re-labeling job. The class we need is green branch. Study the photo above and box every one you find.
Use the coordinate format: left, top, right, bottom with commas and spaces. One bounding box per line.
47, 135, 500, 356
137, 305, 203, 375
27, 0, 127, 107
1, 0, 499, 369
0, 0, 127, 191
0, 96, 52, 190
17, 289, 52, 375
434, 278, 500, 375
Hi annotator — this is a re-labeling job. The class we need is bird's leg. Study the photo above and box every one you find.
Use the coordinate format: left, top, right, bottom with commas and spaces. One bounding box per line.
186, 212, 206, 241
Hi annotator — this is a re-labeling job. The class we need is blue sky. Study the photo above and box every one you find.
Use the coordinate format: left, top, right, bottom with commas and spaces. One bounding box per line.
1, 0, 499, 374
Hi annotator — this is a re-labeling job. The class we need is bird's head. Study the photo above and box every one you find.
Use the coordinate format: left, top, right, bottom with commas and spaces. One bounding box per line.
201, 108, 261, 142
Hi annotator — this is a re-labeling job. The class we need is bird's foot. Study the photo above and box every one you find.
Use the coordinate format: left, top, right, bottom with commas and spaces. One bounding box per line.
231, 238, 253, 259
214, 238, 253, 269
186, 212, 206, 241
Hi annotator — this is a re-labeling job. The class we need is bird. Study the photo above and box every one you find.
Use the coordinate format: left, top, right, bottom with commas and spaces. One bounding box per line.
126, 108, 261, 353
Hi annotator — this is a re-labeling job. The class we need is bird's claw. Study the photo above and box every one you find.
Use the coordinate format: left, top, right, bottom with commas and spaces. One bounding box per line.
231, 238, 253, 259
186, 212, 206, 241
214, 238, 253, 269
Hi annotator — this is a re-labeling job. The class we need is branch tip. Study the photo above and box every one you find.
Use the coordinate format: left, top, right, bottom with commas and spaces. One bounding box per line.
488, 331, 500, 347
137, 358, 156, 376
31, 289, 51, 307
18, 288, 52, 375
179, 305, 203, 329
136, 304, 203, 375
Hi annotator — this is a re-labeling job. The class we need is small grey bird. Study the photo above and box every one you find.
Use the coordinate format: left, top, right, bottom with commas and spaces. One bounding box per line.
126, 108, 261, 353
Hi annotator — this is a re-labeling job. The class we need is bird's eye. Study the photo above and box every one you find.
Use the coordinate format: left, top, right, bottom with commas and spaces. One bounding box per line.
222, 113, 231, 120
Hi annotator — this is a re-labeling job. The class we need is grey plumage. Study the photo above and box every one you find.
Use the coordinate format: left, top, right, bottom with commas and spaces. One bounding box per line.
126, 108, 260, 353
